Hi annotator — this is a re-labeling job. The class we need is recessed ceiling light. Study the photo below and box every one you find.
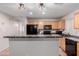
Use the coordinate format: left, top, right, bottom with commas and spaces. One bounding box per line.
14, 23, 19, 27
29, 12, 33, 15
42, 11, 45, 15
39, 22, 43, 25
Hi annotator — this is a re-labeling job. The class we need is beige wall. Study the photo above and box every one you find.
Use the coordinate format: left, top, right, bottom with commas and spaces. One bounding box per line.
27, 19, 60, 29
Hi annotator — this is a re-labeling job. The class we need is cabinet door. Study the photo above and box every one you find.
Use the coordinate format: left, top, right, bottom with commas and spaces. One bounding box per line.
59, 37, 65, 51
59, 38, 62, 48
58, 20, 65, 29
77, 42, 79, 56
74, 12, 79, 29
51, 21, 58, 29
61, 37, 65, 51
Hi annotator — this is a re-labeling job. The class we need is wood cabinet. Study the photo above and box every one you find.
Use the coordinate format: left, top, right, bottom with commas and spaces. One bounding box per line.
51, 21, 58, 29
74, 41, 79, 56
27, 18, 65, 29
59, 37, 65, 51
58, 20, 65, 29
59, 37, 66, 56
74, 12, 79, 29
59, 37, 79, 56
77, 42, 79, 56
27, 20, 58, 29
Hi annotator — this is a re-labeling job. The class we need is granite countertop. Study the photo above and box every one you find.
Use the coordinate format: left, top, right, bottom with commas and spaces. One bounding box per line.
3, 33, 79, 41
65, 37, 79, 42
62, 33, 79, 42
4, 34, 62, 38
3, 32, 79, 41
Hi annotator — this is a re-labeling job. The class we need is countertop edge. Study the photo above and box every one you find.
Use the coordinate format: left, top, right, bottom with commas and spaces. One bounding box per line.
3, 34, 62, 38
62, 34, 79, 42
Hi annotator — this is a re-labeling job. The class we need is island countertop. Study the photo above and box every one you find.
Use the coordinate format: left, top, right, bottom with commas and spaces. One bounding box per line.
3, 34, 63, 38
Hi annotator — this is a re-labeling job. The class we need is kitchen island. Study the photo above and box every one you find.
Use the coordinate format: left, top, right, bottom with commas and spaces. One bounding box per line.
4, 34, 62, 56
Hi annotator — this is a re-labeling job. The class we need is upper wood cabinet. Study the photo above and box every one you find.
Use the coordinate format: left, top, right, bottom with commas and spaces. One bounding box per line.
58, 20, 65, 29
74, 12, 79, 29
27, 20, 58, 29
27, 18, 65, 29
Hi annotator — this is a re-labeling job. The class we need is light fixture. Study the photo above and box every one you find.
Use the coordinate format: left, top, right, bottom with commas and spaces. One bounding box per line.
39, 3, 45, 10
39, 3, 46, 15
18, 3, 25, 10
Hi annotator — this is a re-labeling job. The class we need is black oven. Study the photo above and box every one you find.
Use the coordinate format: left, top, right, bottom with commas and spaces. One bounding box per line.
65, 38, 77, 56
43, 25, 52, 35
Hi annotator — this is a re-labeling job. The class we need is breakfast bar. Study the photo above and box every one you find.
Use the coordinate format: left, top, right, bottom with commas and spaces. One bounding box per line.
4, 34, 62, 56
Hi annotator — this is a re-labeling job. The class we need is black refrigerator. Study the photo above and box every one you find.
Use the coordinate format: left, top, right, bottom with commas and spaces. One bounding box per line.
26, 24, 38, 35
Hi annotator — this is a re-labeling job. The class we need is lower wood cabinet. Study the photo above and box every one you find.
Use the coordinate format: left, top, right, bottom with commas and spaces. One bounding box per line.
59, 37, 79, 56
77, 42, 79, 56
59, 37, 66, 56
59, 37, 65, 51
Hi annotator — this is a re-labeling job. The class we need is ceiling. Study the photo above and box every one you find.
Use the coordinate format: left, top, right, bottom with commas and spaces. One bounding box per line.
0, 3, 79, 19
